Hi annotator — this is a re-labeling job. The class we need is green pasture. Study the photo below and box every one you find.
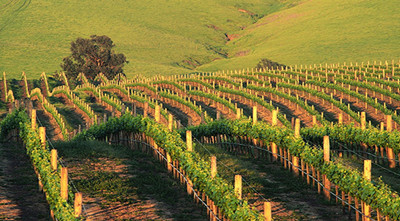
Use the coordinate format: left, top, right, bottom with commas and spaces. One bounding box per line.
199, 0, 400, 72
1, 0, 399, 80
0, 0, 292, 79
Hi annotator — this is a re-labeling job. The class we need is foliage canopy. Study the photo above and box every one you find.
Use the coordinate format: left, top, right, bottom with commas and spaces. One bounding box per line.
61, 35, 128, 81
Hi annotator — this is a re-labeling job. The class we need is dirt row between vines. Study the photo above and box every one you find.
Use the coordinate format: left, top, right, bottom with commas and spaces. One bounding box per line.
0, 142, 49, 220
58, 141, 206, 221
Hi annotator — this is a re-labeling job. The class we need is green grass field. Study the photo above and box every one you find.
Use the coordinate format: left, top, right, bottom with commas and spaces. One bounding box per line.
1, 0, 399, 79
0, 0, 293, 79
199, 0, 400, 71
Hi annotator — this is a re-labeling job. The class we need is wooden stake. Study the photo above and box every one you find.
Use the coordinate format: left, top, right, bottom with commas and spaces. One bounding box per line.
236, 108, 241, 119
39, 127, 46, 149
51, 149, 57, 171
271, 142, 278, 162
283, 149, 288, 168
234, 175, 242, 200
211, 156, 217, 178
363, 160, 371, 221
167, 153, 172, 172
323, 136, 331, 200
386, 115, 392, 132
143, 102, 148, 117
133, 104, 137, 116
168, 114, 173, 131
31, 109, 37, 129
155, 105, 160, 122
74, 192, 82, 217
293, 156, 299, 176
264, 202, 272, 221
38, 174, 43, 192
187, 178, 193, 195
312, 115, 317, 126
294, 119, 301, 138
387, 148, 396, 168
252, 106, 257, 125
361, 112, 366, 130
272, 109, 278, 126
186, 130, 193, 151
363, 160, 371, 181
323, 136, 330, 162
61, 167, 68, 200
338, 113, 343, 124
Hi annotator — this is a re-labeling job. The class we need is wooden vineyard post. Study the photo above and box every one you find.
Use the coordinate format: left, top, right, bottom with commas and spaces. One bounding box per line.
132, 104, 137, 117
363, 160, 371, 221
155, 105, 160, 122
338, 113, 343, 124
272, 109, 278, 126
186, 178, 193, 196
323, 136, 331, 200
216, 111, 221, 120
186, 130, 193, 152
252, 106, 257, 125
143, 102, 148, 118
74, 192, 82, 217
236, 108, 241, 119
363, 159, 371, 180
167, 153, 172, 173
39, 127, 46, 149
293, 156, 299, 176
234, 175, 242, 200
31, 109, 36, 129
51, 149, 57, 171
271, 142, 278, 162
294, 119, 301, 138
361, 112, 366, 130
264, 202, 272, 221
211, 155, 217, 178
386, 115, 396, 168
324, 136, 330, 162
168, 114, 173, 132
387, 147, 395, 168
312, 115, 317, 126
386, 115, 392, 132
61, 167, 68, 200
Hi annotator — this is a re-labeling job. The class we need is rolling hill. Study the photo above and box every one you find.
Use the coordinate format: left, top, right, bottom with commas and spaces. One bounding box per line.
199, 0, 400, 71
0, 0, 296, 79
1, 0, 399, 79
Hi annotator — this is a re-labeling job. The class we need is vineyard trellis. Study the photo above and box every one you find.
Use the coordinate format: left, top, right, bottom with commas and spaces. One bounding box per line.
3, 60, 400, 220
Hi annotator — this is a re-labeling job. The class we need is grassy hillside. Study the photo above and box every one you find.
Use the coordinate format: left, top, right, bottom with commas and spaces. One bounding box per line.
2, 0, 398, 79
199, 0, 400, 71
0, 0, 296, 79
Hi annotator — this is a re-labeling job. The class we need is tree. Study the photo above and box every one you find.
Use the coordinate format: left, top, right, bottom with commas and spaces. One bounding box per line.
61, 35, 128, 81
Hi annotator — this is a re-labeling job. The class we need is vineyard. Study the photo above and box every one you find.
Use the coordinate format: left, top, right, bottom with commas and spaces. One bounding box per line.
2, 60, 400, 220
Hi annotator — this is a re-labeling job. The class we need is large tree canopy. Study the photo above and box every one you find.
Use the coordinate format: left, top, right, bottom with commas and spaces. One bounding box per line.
61, 35, 128, 81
